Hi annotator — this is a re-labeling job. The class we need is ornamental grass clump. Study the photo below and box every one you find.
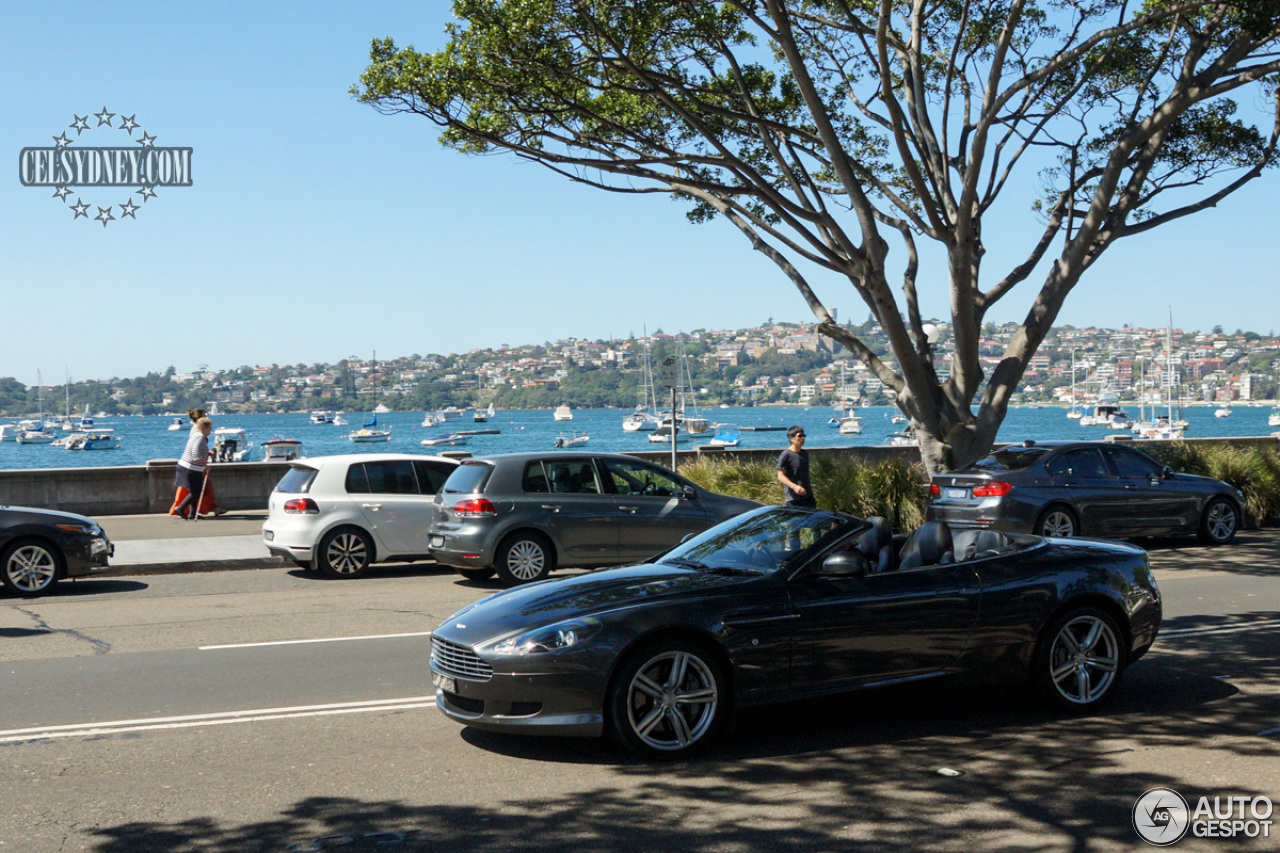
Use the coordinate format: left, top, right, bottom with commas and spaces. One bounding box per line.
679, 456, 783, 506
1140, 440, 1280, 527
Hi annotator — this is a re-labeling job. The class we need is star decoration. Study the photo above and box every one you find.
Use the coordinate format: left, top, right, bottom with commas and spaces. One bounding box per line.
95, 205, 115, 228
51, 131, 73, 149
94, 106, 115, 127
118, 198, 141, 219
136, 184, 158, 202
70, 199, 90, 219
52, 186, 72, 202
69, 114, 90, 135
136, 131, 157, 148
118, 113, 140, 135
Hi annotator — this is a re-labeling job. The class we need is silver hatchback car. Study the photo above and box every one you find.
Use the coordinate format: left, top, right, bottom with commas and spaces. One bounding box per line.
427, 451, 760, 586
263, 453, 459, 578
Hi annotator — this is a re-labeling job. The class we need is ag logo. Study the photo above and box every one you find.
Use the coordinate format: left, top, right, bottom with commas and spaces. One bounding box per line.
1133, 787, 1190, 846
18, 107, 192, 227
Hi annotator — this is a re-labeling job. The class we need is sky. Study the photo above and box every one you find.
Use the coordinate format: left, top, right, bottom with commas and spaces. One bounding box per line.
3, 2, 1278, 389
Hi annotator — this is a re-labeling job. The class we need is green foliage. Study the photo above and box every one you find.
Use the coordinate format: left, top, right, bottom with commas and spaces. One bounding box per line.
1139, 440, 1280, 526
680, 453, 929, 534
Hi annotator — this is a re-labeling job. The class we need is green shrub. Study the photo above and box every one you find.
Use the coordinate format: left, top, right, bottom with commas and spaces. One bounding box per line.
681, 453, 929, 534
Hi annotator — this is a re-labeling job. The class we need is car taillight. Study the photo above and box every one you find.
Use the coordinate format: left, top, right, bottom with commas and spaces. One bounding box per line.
283, 498, 319, 514
971, 481, 1013, 498
929, 483, 941, 497
453, 498, 497, 517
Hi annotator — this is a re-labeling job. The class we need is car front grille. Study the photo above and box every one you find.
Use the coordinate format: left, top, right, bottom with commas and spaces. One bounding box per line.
431, 636, 493, 680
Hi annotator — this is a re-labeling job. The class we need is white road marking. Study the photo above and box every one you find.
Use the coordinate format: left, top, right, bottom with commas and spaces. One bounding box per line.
1160, 618, 1280, 638
199, 631, 432, 650
0, 696, 437, 744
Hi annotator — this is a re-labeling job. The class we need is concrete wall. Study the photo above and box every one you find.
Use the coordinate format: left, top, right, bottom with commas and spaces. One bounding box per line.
2, 435, 1275, 516
0, 459, 292, 516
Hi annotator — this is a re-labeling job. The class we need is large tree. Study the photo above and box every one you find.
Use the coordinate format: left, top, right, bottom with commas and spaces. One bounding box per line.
355, 0, 1280, 472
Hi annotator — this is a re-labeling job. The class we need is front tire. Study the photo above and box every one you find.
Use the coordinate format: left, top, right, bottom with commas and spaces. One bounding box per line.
1198, 497, 1238, 545
317, 528, 374, 579
1035, 505, 1078, 538
1034, 607, 1124, 711
494, 532, 555, 587
607, 638, 727, 759
1, 539, 63, 597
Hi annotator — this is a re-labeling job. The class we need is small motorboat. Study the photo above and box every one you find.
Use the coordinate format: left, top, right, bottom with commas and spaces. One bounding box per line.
553, 405, 574, 421
262, 437, 303, 461
167, 417, 185, 431
554, 431, 590, 448
648, 424, 688, 444
66, 429, 118, 450
212, 426, 251, 462
420, 432, 470, 447
16, 429, 58, 445
708, 424, 740, 447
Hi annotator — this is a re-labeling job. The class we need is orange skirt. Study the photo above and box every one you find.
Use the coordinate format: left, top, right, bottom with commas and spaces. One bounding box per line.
169, 477, 218, 517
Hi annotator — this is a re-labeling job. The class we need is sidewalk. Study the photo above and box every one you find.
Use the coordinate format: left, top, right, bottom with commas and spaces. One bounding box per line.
98, 511, 286, 575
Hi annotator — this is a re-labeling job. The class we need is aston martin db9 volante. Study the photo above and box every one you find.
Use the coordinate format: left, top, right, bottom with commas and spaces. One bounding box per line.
429, 505, 1162, 758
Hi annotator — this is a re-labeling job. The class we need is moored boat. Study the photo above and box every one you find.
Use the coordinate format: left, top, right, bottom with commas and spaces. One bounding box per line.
212, 426, 251, 462
167, 417, 185, 431
420, 432, 470, 447
262, 437, 303, 461
707, 424, 740, 447
554, 431, 590, 448
66, 428, 118, 450
553, 405, 574, 421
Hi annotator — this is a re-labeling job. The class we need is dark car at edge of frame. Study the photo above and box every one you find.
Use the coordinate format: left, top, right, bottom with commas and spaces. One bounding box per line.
427, 505, 1162, 758
927, 439, 1244, 544
0, 504, 114, 597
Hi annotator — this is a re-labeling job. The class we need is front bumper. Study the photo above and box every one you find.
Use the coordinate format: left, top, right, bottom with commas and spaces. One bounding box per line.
65, 535, 114, 578
430, 662, 606, 738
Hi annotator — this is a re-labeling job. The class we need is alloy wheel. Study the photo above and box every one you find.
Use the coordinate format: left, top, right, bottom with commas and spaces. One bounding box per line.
1204, 501, 1237, 543
1040, 510, 1076, 538
1047, 614, 1119, 705
324, 532, 369, 575
624, 650, 720, 753
505, 540, 546, 581
4, 544, 58, 594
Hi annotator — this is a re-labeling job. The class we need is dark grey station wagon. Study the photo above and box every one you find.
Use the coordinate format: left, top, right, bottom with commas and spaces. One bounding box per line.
427, 451, 760, 586
927, 440, 1244, 544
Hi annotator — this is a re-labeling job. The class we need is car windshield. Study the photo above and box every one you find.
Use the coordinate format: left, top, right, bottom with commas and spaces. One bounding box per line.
966, 446, 1048, 473
659, 506, 863, 575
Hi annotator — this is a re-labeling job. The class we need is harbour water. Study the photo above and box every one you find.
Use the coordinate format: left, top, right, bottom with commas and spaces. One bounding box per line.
1, 404, 1277, 471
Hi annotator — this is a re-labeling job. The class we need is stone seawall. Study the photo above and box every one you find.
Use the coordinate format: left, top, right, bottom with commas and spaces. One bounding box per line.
1, 435, 1272, 516
0, 460, 293, 516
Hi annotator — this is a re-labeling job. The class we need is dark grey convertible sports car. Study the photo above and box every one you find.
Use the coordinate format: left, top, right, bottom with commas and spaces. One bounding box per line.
429, 506, 1162, 758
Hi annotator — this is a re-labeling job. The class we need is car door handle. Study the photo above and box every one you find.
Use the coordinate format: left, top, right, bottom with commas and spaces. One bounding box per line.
362, 503, 382, 511
618, 505, 639, 513
541, 504, 561, 513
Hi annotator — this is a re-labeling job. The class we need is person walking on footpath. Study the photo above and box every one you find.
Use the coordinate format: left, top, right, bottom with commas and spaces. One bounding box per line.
171, 417, 213, 520
776, 425, 816, 508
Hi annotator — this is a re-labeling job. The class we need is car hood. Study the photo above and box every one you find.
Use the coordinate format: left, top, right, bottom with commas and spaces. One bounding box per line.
1, 505, 99, 528
437, 563, 761, 646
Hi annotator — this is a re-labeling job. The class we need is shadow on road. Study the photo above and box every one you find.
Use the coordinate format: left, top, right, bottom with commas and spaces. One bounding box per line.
77, 614, 1280, 853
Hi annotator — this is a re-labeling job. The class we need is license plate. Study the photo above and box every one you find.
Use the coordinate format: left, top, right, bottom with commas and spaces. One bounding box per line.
264, 530, 274, 541
944, 487, 968, 500
432, 672, 456, 693
430, 535, 444, 548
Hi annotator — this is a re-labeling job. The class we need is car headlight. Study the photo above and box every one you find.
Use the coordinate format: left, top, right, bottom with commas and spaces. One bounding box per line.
56, 523, 98, 536
491, 618, 602, 656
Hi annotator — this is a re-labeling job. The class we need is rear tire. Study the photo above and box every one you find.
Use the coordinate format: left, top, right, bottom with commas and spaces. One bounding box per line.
494, 532, 555, 587
1, 539, 63, 597
1197, 497, 1238, 545
1035, 505, 1078, 538
317, 528, 374, 579
1034, 606, 1124, 711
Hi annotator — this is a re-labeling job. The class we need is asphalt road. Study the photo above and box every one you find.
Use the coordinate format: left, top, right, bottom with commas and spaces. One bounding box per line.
1, 535, 1278, 853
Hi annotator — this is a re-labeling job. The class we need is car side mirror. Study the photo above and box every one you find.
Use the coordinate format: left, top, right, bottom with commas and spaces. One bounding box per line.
682, 485, 699, 500
1162, 466, 1175, 479
821, 551, 870, 578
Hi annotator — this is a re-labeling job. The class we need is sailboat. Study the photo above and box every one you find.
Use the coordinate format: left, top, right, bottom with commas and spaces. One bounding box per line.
1135, 309, 1186, 440
474, 401, 496, 423
1066, 350, 1085, 419
17, 371, 57, 443
348, 351, 392, 442
623, 329, 661, 432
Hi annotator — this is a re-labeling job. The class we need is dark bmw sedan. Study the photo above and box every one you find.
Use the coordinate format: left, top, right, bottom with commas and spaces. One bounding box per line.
429, 505, 1161, 758
928, 440, 1243, 543
1, 505, 113, 596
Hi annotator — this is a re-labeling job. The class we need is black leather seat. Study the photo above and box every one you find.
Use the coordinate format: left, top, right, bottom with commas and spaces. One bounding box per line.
898, 521, 954, 570
856, 516, 895, 573
952, 528, 1011, 561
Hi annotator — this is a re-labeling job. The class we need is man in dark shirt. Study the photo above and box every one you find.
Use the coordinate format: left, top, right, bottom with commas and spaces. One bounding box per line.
776, 425, 815, 507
